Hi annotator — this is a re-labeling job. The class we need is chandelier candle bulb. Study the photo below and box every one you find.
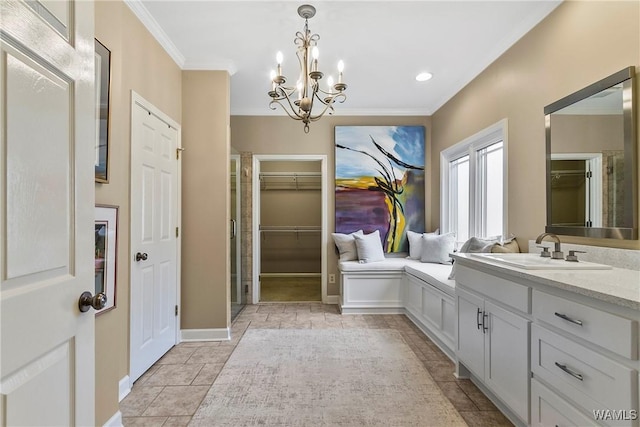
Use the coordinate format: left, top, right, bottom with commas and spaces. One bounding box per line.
337, 60, 344, 83
312, 47, 319, 72
270, 70, 277, 91
276, 51, 283, 76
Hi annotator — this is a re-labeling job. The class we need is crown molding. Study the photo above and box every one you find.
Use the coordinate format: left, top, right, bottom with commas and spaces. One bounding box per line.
428, 0, 562, 115
230, 107, 432, 117
123, 0, 186, 68
183, 59, 238, 75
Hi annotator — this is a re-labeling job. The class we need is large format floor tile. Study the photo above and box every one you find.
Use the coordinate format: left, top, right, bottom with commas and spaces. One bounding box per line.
121, 303, 513, 427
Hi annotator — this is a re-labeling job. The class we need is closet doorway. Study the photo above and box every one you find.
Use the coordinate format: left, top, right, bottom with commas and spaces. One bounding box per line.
252, 155, 327, 303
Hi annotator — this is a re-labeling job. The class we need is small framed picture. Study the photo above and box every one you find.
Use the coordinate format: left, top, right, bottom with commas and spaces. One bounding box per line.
95, 38, 111, 183
95, 205, 118, 314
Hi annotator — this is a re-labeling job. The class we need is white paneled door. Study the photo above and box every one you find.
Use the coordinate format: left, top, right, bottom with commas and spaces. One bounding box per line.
130, 95, 180, 383
0, 0, 96, 425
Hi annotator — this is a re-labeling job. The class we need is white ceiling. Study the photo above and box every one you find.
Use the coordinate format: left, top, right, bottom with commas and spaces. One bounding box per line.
126, 0, 562, 116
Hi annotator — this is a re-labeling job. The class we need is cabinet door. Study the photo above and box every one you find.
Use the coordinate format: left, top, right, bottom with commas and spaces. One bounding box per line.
485, 300, 530, 423
457, 289, 485, 379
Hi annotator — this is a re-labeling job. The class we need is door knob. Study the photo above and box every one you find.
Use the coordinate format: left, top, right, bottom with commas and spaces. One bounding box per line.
135, 252, 148, 262
78, 291, 107, 312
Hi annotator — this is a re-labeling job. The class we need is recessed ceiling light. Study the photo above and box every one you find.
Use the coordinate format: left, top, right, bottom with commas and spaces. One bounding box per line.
416, 72, 433, 82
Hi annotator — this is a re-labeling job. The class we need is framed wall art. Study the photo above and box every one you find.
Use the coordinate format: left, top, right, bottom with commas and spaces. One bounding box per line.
95, 38, 111, 183
335, 126, 426, 253
95, 205, 118, 313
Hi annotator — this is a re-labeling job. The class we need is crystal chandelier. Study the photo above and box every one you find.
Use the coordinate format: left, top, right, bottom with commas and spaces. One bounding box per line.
268, 4, 347, 133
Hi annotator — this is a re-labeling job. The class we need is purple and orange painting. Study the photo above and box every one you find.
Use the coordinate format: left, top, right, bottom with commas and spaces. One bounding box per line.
335, 126, 425, 253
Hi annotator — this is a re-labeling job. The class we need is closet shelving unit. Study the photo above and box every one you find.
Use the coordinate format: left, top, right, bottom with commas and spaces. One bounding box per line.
259, 171, 322, 281
259, 171, 321, 191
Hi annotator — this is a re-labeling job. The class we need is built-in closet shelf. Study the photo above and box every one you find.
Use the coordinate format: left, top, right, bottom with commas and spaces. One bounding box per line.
260, 225, 321, 233
260, 172, 321, 190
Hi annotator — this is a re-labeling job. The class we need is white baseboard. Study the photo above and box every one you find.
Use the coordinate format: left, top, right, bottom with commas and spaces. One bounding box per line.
119, 375, 131, 402
339, 306, 405, 315
181, 328, 230, 342
103, 410, 123, 427
324, 295, 339, 305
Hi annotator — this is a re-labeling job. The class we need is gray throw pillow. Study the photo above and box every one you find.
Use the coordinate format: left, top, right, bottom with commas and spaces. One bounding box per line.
353, 230, 385, 263
332, 230, 364, 261
448, 236, 501, 279
458, 236, 499, 254
407, 229, 438, 260
420, 232, 456, 264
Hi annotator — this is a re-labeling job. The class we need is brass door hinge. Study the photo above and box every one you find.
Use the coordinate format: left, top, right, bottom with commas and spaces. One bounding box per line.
176, 227, 179, 238
175, 305, 178, 316
176, 147, 185, 159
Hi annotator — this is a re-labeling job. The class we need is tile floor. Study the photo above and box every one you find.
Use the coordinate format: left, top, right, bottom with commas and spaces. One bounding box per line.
121, 304, 513, 427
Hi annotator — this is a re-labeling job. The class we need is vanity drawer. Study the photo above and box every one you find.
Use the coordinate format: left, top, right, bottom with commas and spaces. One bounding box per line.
531, 378, 596, 427
456, 266, 529, 313
532, 324, 638, 422
533, 290, 638, 359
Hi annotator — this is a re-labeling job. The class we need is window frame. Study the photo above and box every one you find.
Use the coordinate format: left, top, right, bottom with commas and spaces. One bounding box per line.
440, 119, 508, 243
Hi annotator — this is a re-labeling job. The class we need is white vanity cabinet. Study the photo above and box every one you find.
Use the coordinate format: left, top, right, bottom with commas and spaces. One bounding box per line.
455, 266, 530, 425
453, 252, 640, 427
531, 290, 639, 427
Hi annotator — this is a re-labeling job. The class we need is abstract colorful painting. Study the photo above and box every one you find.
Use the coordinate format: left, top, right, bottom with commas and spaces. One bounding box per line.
335, 126, 425, 253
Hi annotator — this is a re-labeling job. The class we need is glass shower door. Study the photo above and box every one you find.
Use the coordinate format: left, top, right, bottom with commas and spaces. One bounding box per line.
230, 155, 245, 320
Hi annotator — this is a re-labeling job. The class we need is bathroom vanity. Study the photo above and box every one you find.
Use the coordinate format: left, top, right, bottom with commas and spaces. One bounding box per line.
452, 252, 639, 427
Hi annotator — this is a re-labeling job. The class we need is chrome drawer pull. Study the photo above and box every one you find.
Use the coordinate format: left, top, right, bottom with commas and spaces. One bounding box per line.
554, 312, 583, 326
555, 362, 584, 381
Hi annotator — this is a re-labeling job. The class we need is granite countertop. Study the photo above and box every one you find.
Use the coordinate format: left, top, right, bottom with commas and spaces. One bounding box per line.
451, 253, 640, 311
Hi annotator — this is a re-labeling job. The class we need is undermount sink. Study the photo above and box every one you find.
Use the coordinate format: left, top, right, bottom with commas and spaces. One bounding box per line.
469, 253, 612, 270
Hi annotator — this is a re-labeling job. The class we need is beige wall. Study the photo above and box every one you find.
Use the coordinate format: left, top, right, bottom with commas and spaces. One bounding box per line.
181, 71, 231, 330
231, 116, 431, 295
552, 115, 623, 153
94, 1, 182, 424
431, 0, 640, 250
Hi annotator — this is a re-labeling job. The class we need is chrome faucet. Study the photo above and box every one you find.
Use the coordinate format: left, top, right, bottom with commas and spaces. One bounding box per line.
535, 232, 564, 259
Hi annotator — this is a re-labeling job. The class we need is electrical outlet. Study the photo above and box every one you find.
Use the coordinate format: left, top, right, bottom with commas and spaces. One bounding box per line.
328, 274, 336, 284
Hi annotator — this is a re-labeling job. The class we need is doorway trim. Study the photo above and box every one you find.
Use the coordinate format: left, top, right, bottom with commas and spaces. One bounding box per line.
252, 154, 328, 304
551, 152, 602, 227
129, 91, 182, 385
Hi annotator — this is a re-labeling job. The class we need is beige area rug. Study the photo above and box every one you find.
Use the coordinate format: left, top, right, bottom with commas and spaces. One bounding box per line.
190, 329, 466, 426
260, 276, 321, 302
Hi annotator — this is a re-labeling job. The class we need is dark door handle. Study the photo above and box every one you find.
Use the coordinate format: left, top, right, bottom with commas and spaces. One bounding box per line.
79, 291, 107, 312
135, 252, 148, 262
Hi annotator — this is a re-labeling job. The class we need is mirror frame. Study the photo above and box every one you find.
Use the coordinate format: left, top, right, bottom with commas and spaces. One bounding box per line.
544, 66, 637, 239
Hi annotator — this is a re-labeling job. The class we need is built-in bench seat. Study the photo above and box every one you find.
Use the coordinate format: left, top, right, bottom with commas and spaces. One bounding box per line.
339, 257, 456, 360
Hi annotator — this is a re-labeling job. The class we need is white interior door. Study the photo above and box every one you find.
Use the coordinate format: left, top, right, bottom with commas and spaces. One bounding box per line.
0, 1, 96, 425
130, 94, 180, 383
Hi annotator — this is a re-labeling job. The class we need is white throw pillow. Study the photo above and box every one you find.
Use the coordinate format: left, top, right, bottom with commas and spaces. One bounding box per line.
354, 230, 386, 263
331, 230, 364, 261
407, 229, 439, 260
420, 232, 455, 264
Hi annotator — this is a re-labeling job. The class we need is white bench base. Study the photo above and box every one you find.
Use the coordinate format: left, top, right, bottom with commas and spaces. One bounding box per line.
339, 258, 456, 359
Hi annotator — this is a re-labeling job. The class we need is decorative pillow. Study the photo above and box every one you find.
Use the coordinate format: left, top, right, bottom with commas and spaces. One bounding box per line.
420, 232, 456, 264
331, 230, 364, 261
407, 229, 439, 260
353, 230, 386, 263
448, 236, 508, 279
458, 236, 500, 254
491, 238, 521, 253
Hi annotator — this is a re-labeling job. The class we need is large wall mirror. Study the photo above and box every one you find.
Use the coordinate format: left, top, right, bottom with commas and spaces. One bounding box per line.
545, 66, 637, 239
